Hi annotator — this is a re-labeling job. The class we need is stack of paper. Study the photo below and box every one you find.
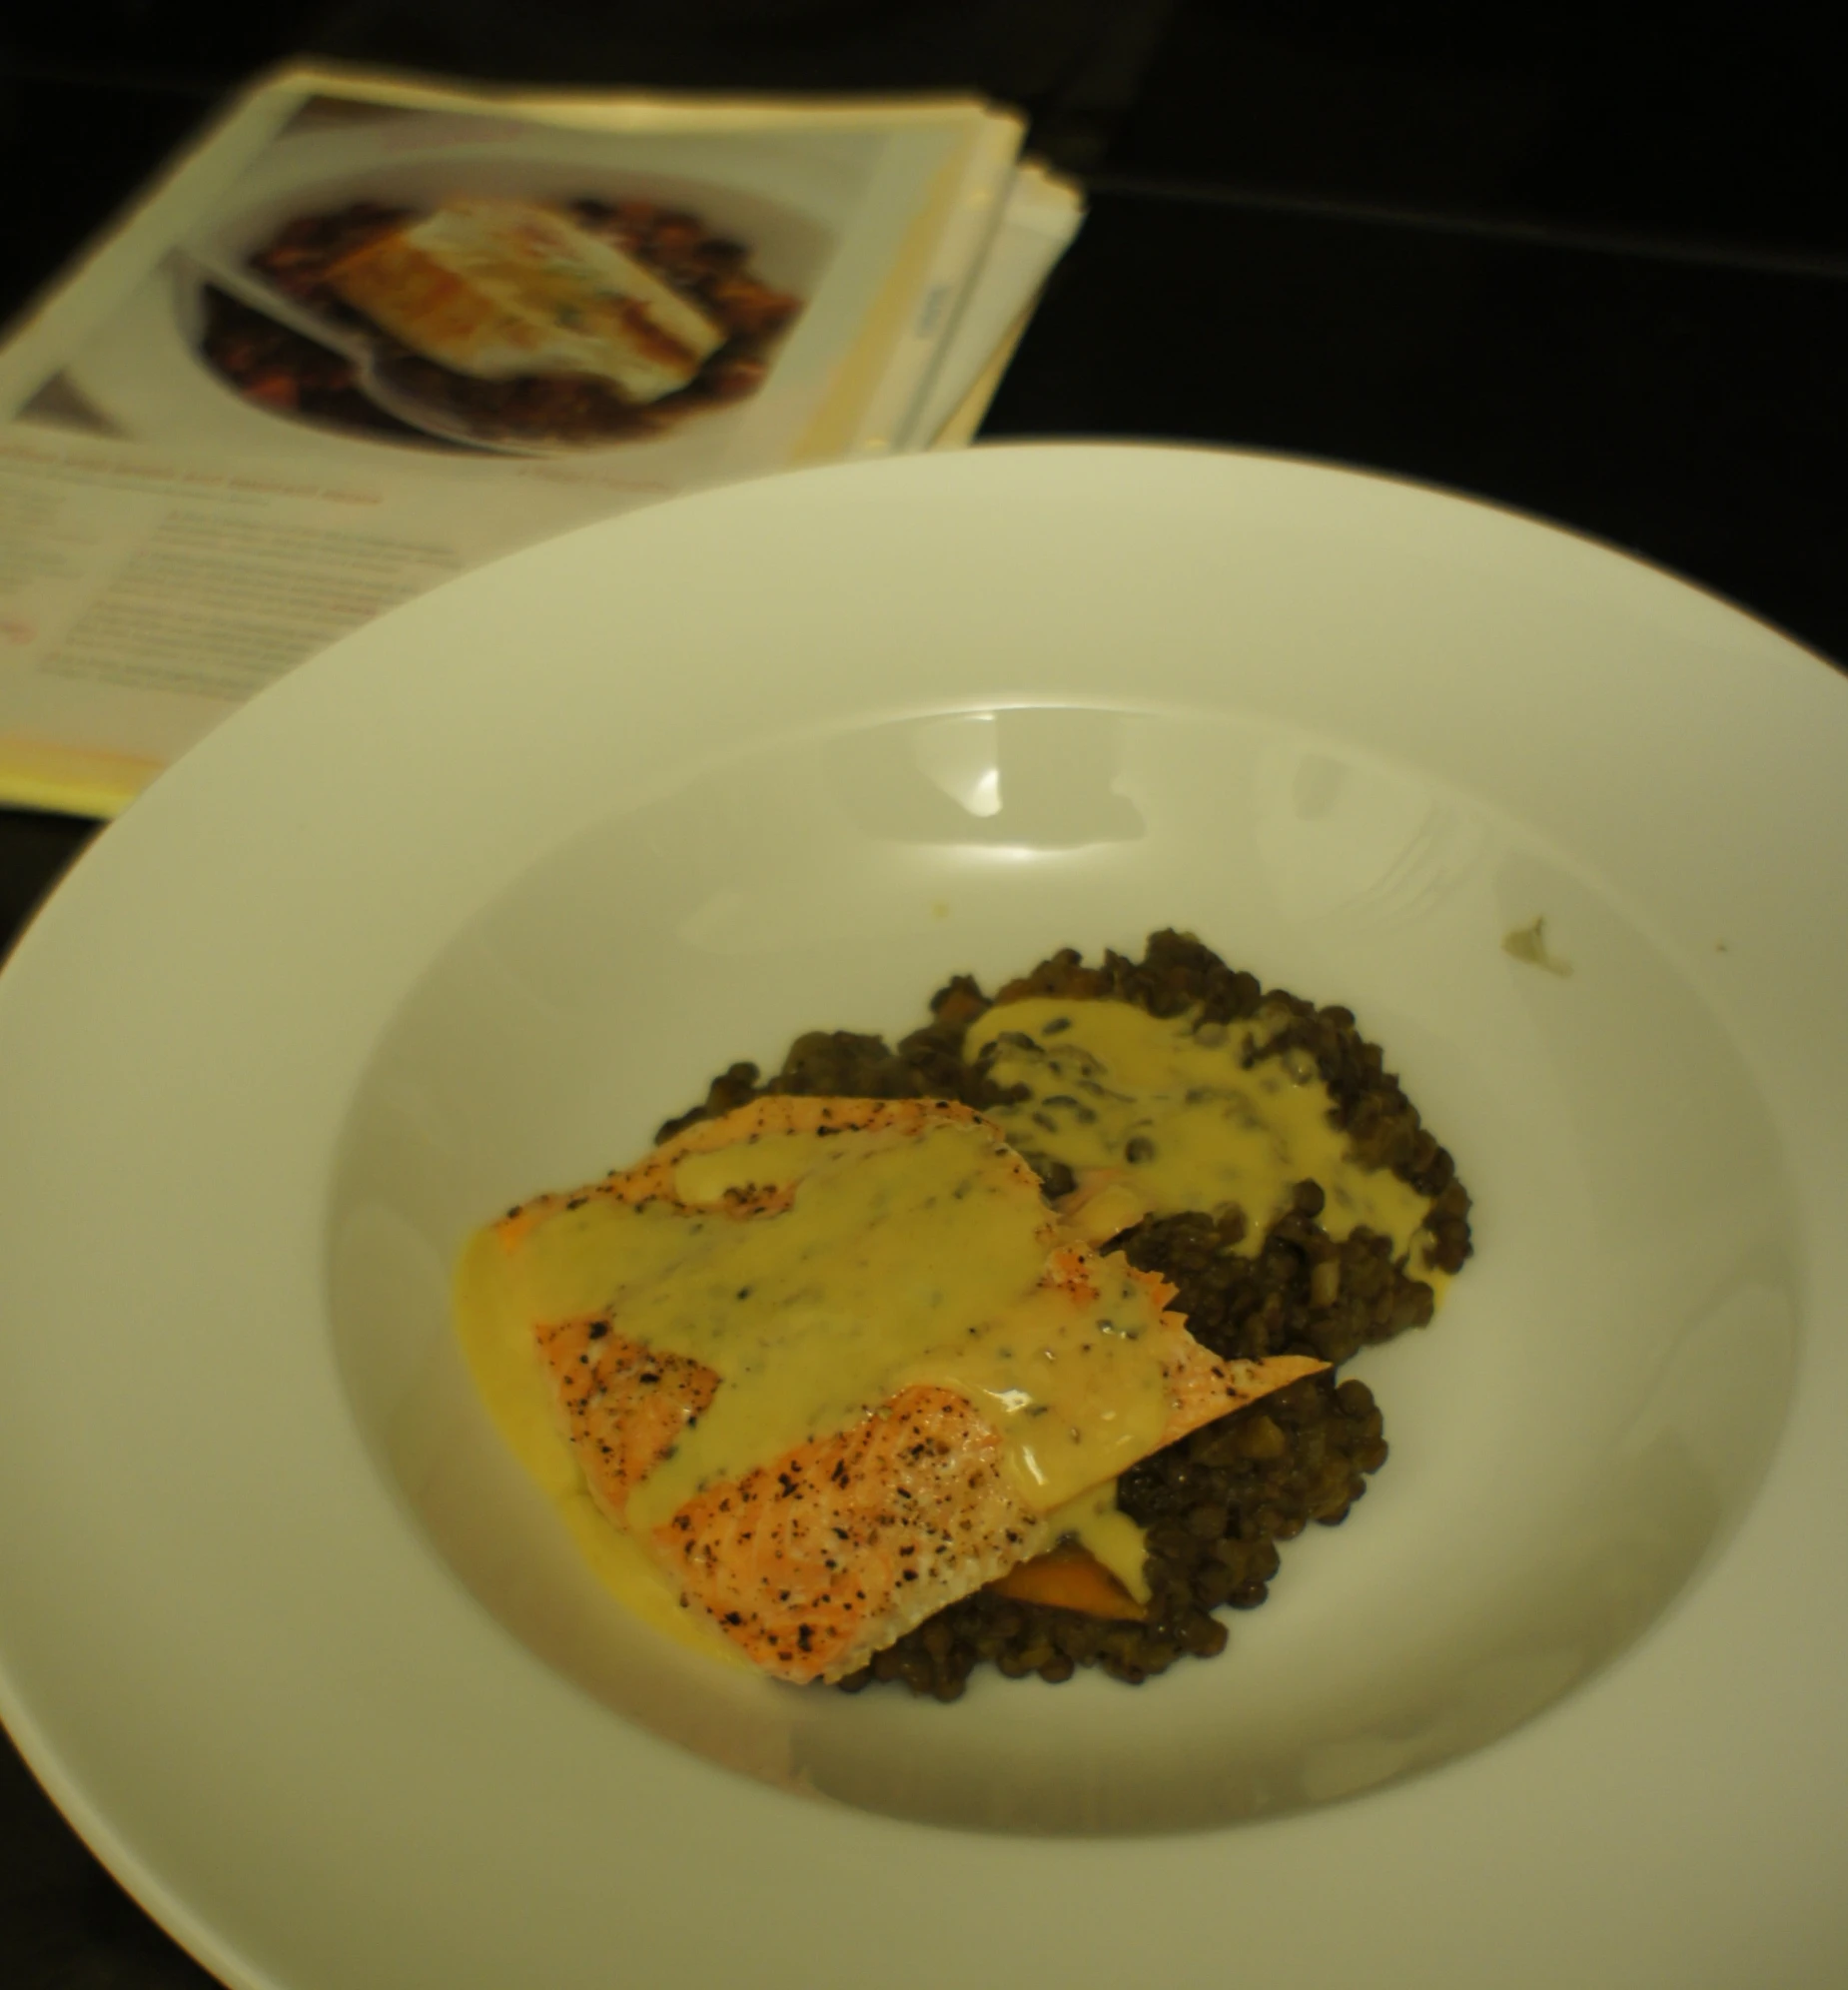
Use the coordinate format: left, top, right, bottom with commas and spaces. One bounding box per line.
0, 64, 1083, 815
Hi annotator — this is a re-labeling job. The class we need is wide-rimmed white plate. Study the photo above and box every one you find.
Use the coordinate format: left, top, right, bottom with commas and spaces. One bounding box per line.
2, 445, 1845, 1988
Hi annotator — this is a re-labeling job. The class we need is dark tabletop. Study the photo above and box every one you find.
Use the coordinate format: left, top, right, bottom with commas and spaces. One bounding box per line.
2, 3, 1844, 1982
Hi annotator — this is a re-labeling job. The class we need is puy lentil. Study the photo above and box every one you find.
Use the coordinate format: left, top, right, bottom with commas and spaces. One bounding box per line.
660, 931, 1468, 1699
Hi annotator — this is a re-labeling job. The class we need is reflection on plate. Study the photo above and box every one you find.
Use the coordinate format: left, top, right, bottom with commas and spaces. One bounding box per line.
0, 448, 1844, 1990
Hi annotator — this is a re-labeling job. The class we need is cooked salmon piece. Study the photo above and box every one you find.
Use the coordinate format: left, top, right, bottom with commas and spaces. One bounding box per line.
534, 1315, 719, 1526
986, 1541, 1147, 1620
651, 1382, 1042, 1681
1158, 1334, 1325, 1446
505, 1094, 1327, 1684
643, 1343, 1325, 1680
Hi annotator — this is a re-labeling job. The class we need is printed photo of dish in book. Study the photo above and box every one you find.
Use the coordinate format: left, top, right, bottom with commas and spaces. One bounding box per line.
198, 194, 804, 455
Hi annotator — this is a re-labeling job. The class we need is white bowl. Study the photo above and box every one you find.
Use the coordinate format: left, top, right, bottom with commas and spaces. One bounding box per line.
2, 445, 1844, 1988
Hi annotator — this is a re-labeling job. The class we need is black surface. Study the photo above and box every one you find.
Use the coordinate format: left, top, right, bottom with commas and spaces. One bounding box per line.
0, 810, 95, 950
983, 188, 1848, 664
0, 75, 214, 337
1, 1730, 217, 1989
1, 3, 1844, 1982
1108, 3, 1848, 255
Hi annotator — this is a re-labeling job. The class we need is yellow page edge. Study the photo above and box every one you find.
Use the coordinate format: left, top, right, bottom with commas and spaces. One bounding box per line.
0, 734, 162, 819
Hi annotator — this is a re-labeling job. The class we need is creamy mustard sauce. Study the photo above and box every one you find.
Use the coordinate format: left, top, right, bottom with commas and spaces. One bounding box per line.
459, 1115, 1180, 1538
1042, 1480, 1153, 1602
452, 1227, 747, 1665
964, 996, 1438, 1270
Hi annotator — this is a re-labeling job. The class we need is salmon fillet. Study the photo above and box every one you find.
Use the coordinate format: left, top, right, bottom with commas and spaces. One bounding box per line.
652, 1382, 1042, 1681
650, 1337, 1324, 1681
510, 1094, 1326, 1684
534, 1315, 719, 1526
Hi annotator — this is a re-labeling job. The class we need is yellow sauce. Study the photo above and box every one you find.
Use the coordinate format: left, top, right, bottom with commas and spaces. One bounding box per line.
1042, 1480, 1154, 1602
963, 996, 1438, 1269
452, 1227, 746, 1665
459, 1114, 1181, 1536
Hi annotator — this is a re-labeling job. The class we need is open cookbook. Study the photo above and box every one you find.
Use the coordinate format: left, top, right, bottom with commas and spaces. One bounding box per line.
0, 64, 1081, 816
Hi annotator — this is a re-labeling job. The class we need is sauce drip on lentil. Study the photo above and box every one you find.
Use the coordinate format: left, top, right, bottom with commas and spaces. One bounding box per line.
965, 996, 1439, 1272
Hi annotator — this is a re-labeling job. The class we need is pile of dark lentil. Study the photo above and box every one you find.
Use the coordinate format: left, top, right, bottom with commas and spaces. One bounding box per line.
658, 930, 1470, 1701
